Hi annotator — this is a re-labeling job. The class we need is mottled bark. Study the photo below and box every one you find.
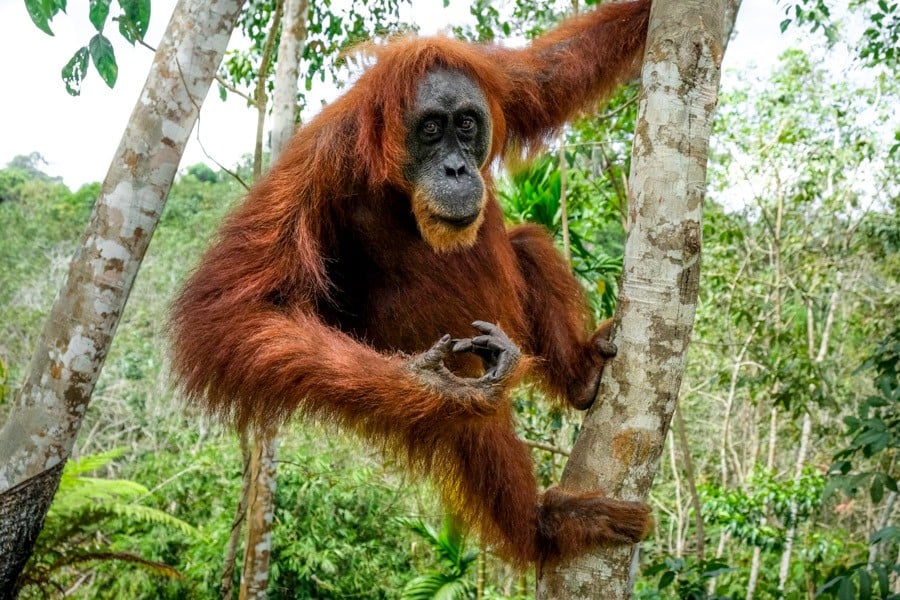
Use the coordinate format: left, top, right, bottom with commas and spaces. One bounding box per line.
0, 463, 63, 598
270, 0, 310, 156
536, 0, 726, 597
0, 0, 245, 594
239, 432, 278, 600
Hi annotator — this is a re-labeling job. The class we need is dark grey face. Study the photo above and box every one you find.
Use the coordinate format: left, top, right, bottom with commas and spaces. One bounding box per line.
405, 69, 492, 228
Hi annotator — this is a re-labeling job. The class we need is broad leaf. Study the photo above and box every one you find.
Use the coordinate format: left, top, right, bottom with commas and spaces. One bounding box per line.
61, 46, 89, 96
24, 0, 54, 35
89, 34, 118, 88
117, 0, 150, 44
89, 0, 111, 32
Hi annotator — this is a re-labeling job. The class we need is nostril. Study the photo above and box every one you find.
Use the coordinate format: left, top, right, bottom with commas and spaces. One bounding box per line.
444, 163, 466, 178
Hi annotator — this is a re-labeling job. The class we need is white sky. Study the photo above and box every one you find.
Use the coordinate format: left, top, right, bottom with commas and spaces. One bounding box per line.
0, 0, 798, 188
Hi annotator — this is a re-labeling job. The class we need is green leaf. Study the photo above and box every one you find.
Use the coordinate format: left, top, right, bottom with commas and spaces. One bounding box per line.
858, 569, 872, 599
118, 16, 138, 44
837, 576, 854, 600
117, 0, 151, 43
870, 476, 884, 503
870, 525, 900, 545
89, 0, 111, 32
401, 573, 448, 599
780, 18, 792, 33
25, 0, 55, 35
89, 34, 118, 88
659, 570, 676, 589
61, 46, 90, 96
874, 564, 890, 596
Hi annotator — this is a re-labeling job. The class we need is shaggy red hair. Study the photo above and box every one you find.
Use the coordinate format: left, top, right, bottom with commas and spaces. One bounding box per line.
171, 0, 651, 567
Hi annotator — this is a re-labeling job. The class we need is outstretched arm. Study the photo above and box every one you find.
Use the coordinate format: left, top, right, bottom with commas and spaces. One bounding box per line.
509, 224, 616, 409
492, 0, 650, 146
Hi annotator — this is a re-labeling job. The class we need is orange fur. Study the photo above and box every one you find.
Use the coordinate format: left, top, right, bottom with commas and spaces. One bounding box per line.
170, 0, 652, 567
411, 188, 487, 252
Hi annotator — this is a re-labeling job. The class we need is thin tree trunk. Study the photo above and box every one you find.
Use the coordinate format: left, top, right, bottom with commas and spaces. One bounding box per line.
222, 434, 252, 598
869, 491, 897, 568
777, 288, 839, 590
668, 433, 685, 557
536, 1, 726, 596
0, 0, 244, 594
745, 402, 779, 600
721, 330, 756, 487
239, 431, 278, 600
675, 405, 705, 562
559, 136, 572, 263
270, 0, 310, 155
777, 413, 812, 590
237, 1, 308, 595
252, 0, 284, 179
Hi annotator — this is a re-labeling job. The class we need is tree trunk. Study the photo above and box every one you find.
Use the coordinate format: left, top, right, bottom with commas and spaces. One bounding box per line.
744, 405, 778, 599
776, 412, 812, 589
674, 405, 705, 562
239, 431, 279, 600
270, 0, 310, 157
777, 288, 839, 591
536, 0, 726, 596
0, 0, 244, 595
237, 1, 308, 595
222, 434, 252, 598
869, 491, 897, 568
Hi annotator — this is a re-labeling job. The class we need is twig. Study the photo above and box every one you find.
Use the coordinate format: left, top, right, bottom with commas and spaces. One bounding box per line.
175, 56, 251, 190
215, 75, 257, 106
524, 439, 570, 457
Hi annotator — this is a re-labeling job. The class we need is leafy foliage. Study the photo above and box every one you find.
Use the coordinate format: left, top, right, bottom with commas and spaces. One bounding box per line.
23, 0, 151, 95
17, 450, 195, 598
218, 0, 414, 115
778, 0, 900, 68
816, 560, 900, 600
642, 42, 899, 597
23, 0, 67, 36
703, 468, 825, 551
829, 329, 900, 503
399, 516, 478, 600
61, 46, 90, 96
641, 557, 736, 600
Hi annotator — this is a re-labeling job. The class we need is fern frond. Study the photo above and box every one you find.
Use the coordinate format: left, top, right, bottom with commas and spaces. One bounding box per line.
51, 477, 149, 515
58, 550, 183, 580
89, 502, 198, 537
58, 448, 127, 480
